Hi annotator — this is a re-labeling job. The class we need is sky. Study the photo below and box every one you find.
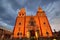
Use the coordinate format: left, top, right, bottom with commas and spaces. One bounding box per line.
0, 0, 60, 32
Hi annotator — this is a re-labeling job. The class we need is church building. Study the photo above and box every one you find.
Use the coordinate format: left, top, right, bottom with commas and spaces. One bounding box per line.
13, 7, 53, 38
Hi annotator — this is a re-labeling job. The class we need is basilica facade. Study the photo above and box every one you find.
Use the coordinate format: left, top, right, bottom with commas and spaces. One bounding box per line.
13, 7, 53, 38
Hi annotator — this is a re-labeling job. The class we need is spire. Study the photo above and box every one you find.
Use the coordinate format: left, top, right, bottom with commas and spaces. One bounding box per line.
37, 6, 43, 12
36, 6, 46, 16
18, 8, 26, 17
20, 8, 26, 13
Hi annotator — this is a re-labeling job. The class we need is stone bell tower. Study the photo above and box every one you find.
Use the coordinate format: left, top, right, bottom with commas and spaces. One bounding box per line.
36, 7, 53, 37
13, 8, 26, 38
13, 7, 53, 38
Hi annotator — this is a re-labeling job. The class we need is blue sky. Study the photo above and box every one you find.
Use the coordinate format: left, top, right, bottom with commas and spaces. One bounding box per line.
0, 0, 60, 32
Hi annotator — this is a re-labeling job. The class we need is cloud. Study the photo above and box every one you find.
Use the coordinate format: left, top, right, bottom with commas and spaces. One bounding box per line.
9, 0, 21, 10
44, 0, 60, 31
51, 18, 60, 31
0, 0, 60, 31
0, 21, 13, 31
43, 0, 60, 20
16, 0, 27, 6
0, 0, 17, 30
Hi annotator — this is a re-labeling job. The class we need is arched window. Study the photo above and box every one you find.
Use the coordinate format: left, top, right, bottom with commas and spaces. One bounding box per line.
43, 22, 46, 25
17, 32, 22, 36
19, 22, 21, 25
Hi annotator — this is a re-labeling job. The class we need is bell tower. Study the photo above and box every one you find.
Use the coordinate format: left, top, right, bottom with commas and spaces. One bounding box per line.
36, 7, 46, 16
36, 7, 53, 37
13, 8, 26, 38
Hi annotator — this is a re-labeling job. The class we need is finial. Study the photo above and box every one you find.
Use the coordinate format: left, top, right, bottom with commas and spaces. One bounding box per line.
20, 8, 26, 12
38, 6, 42, 11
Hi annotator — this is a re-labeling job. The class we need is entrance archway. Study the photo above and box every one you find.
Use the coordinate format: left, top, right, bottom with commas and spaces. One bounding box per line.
30, 30, 35, 37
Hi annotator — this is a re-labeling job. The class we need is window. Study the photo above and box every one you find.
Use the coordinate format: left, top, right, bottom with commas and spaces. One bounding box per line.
43, 22, 46, 24
17, 32, 19, 36
17, 32, 22, 36
46, 32, 49, 35
22, 14, 24, 16
19, 22, 21, 25
19, 14, 21, 16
